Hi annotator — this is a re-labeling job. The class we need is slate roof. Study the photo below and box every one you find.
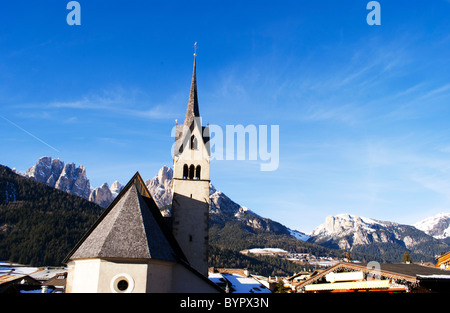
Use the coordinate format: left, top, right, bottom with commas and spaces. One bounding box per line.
376, 263, 450, 279
63, 172, 187, 263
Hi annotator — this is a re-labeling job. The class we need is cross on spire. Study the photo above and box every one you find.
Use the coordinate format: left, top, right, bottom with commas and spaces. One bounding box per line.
193, 42, 198, 56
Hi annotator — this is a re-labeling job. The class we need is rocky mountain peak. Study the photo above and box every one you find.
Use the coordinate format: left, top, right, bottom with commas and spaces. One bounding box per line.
25, 157, 90, 199
89, 182, 114, 208
110, 181, 124, 196
156, 165, 173, 186
311, 214, 385, 238
145, 165, 173, 213
55, 162, 90, 199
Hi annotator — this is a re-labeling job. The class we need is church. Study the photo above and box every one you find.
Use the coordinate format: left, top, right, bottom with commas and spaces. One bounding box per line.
63, 50, 222, 293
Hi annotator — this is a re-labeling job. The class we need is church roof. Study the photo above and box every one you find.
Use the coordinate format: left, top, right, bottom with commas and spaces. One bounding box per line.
63, 172, 187, 263
183, 55, 200, 128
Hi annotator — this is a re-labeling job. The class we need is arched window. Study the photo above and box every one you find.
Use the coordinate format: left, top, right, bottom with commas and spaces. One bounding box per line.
183, 164, 188, 179
189, 165, 195, 180
195, 165, 201, 180
190, 135, 197, 150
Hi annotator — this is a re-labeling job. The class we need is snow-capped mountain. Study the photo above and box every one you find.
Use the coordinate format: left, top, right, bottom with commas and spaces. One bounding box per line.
414, 213, 450, 240
110, 181, 124, 197
308, 213, 449, 262
309, 214, 401, 250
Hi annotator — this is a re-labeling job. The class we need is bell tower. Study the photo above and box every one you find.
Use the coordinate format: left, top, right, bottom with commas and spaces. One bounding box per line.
171, 48, 210, 277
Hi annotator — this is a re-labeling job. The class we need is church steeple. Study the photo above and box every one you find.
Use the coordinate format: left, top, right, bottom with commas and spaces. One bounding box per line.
184, 47, 200, 127
171, 44, 211, 277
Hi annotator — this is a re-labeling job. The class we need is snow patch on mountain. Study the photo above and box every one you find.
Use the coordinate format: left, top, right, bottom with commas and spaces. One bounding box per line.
110, 181, 124, 197
414, 212, 450, 239
289, 229, 310, 241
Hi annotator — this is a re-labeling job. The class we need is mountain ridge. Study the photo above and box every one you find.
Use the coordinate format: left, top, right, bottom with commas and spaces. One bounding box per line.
14, 157, 450, 263
21, 157, 309, 240
22, 157, 122, 208
307, 213, 449, 262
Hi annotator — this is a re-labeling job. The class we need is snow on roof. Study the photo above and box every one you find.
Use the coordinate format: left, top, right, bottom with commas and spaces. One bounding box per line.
209, 272, 271, 293
29, 268, 67, 281
209, 272, 227, 285
417, 274, 450, 279
0, 264, 39, 276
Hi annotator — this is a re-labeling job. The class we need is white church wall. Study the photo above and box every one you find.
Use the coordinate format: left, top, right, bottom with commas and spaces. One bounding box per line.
66, 259, 101, 293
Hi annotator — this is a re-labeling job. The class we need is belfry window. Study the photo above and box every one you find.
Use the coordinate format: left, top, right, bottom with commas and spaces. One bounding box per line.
195, 165, 201, 180
183, 164, 189, 179
189, 165, 195, 180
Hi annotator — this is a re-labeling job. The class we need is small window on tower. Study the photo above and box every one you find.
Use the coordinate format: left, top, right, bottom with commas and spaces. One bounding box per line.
190, 135, 198, 150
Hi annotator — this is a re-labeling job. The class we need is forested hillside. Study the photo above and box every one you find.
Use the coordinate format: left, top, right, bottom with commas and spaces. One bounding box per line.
0, 165, 103, 266
208, 221, 376, 276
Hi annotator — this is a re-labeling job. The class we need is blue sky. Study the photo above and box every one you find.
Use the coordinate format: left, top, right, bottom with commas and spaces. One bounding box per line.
1, 1, 450, 233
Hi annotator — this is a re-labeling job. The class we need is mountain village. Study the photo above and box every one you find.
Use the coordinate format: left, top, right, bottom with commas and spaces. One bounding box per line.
2, 55, 450, 295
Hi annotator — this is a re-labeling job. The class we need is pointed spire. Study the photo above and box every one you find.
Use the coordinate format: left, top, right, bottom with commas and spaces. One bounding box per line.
184, 52, 200, 127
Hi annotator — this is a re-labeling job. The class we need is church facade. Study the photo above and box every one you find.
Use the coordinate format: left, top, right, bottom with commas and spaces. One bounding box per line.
64, 54, 219, 293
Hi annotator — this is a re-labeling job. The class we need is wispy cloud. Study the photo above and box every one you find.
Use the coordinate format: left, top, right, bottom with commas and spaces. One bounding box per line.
302, 102, 362, 125
22, 87, 179, 120
419, 83, 450, 100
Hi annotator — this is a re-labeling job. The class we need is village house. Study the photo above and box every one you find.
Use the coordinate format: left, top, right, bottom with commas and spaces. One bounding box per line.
436, 252, 450, 270
296, 261, 450, 293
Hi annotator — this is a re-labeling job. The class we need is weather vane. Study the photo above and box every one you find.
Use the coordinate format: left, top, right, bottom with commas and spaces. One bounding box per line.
193, 42, 198, 56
